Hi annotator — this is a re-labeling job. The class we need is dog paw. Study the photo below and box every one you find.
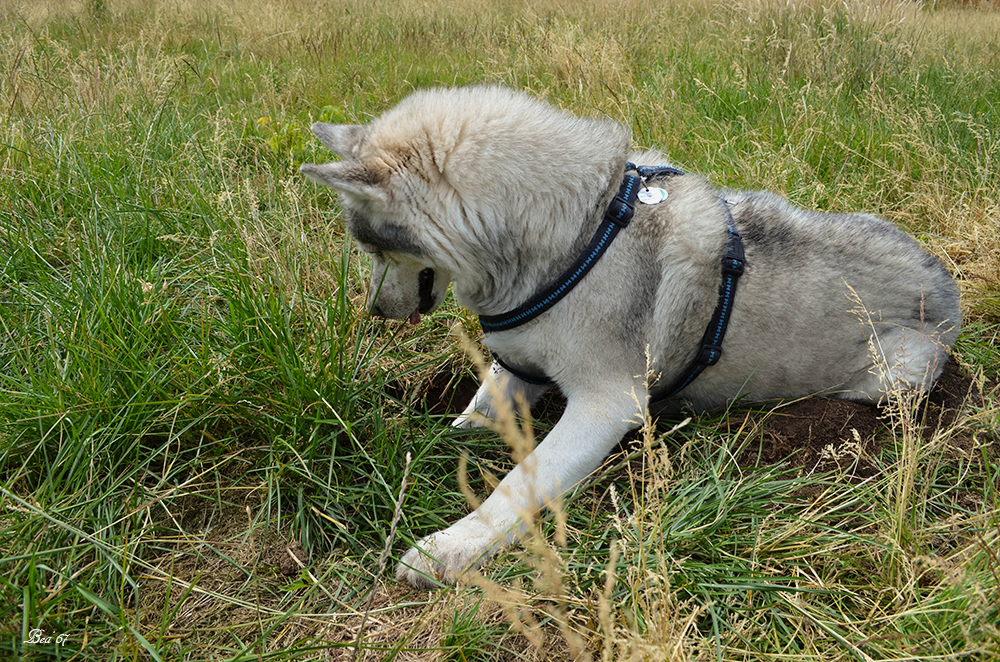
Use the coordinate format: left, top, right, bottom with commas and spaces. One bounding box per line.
395, 517, 501, 588
452, 392, 494, 429
451, 411, 490, 429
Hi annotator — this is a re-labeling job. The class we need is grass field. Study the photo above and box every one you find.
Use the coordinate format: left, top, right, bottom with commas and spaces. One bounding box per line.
1, 0, 998, 659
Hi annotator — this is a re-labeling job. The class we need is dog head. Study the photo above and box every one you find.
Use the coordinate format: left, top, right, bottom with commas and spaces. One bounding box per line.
300, 86, 631, 319
299, 122, 453, 323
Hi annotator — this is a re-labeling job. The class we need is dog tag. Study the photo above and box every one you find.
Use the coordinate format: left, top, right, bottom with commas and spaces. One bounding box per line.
637, 187, 668, 205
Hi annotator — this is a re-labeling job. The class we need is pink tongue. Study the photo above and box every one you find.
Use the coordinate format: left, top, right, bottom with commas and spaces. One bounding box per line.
409, 310, 421, 325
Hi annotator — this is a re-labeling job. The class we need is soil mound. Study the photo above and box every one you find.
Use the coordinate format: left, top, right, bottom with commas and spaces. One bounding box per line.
735, 360, 990, 480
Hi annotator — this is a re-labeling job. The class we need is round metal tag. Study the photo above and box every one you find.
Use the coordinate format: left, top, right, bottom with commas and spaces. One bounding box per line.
637, 187, 668, 205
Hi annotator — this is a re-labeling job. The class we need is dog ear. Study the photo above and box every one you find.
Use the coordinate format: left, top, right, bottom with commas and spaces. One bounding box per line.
299, 161, 390, 209
310, 123, 364, 158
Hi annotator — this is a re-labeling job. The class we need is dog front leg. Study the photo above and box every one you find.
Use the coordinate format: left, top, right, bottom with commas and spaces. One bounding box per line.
399, 388, 640, 588
452, 360, 551, 429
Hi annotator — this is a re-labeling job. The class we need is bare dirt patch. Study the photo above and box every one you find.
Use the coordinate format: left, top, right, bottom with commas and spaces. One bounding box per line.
733, 360, 993, 481
737, 396, 885, 479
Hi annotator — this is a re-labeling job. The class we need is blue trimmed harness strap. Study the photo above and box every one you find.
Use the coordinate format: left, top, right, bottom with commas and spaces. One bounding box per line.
480, 165, 745, 402
650, 200, 745, 404
478, 172, 642, 333
479, 163, 684, 334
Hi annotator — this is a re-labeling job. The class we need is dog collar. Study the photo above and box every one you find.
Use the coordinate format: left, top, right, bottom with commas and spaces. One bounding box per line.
478, 163, 683, 334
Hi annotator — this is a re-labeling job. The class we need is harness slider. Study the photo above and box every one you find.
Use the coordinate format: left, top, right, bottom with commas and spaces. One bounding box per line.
722, 256, 745, 276
605, 195, 635, 226
697, 344, 724, 366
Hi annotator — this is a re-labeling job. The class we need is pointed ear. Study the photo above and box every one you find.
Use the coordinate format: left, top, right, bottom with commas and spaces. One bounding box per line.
299, 161, 389, 208
310, 123, 364, 158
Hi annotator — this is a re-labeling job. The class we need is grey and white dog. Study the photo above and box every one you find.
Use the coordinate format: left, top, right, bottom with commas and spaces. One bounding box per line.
300, 86, 960, 589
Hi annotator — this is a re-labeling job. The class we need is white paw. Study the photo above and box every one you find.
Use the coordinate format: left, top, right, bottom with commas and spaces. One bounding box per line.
395, 516, 502, 588
451, 409, 490, 429
452, 393, 495, 428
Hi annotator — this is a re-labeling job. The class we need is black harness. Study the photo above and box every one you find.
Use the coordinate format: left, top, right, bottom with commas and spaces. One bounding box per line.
479, 163, 746, 403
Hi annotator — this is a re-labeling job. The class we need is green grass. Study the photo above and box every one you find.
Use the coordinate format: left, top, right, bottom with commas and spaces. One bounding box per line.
1, 0, 998, 659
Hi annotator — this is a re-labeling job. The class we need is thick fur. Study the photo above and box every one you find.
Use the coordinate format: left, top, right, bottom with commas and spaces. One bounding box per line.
300, 86, 961, 589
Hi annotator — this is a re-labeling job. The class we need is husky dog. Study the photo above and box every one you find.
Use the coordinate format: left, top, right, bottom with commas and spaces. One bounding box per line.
300, 86, 960, 589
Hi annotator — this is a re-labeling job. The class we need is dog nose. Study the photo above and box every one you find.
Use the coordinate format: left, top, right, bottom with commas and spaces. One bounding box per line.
370, 303, 386, 318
